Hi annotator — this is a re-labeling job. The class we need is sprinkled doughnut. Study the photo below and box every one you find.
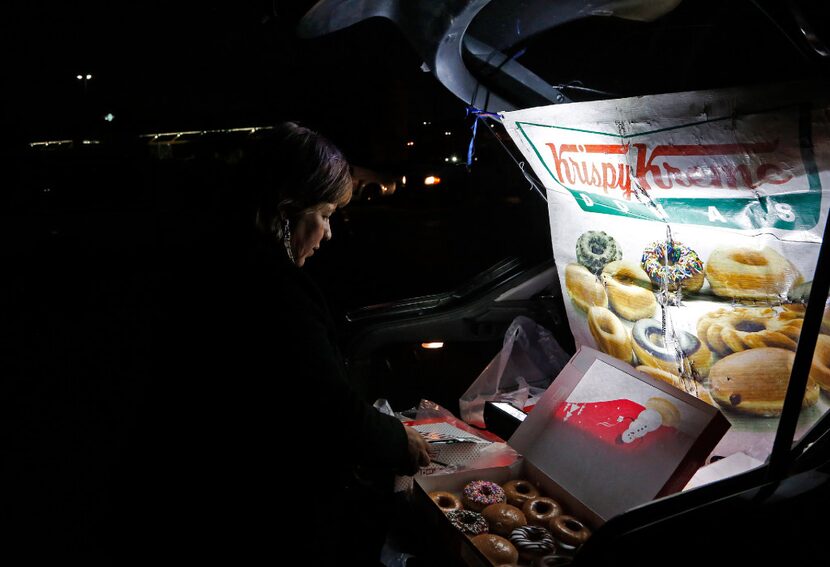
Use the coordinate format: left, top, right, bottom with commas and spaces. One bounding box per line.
576, 230, 622, 273
510, 525, 557, 562
446, 509, 489, 536
429, 491, 463, 513
462, 480, 506, 512
502, 479, 540, 508
522, 497, 563, 527
641, 240, 704, 292
549, 515, 591, 549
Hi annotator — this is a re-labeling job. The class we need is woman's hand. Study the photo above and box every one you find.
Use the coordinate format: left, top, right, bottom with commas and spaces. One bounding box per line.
401, 426, 431, 475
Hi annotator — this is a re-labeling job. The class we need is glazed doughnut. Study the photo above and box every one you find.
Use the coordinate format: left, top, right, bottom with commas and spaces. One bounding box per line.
446, 509, 489, 536
482, 503, 527, 537
709, 347, 820, 416
462, 480, 506, 513
471, 534, 519, 565
636, 365, 715, 406
429, 491, 463, 513
502, 479, 540, 508
509, 525, 557, 562
641, 240, 704, 292
697, 306, 803, 357
549, 515, 591, 548
522, 497, 563, 527
812, 334, 830, 391
645, 396, 681, 428
565, 263, 608, 313
575, 230, 623, 273
531, 556, 573, 567
705, 246, 803, 300
632, 318, 713, 379
588, 306, 633, 363
601, 260, 657, 321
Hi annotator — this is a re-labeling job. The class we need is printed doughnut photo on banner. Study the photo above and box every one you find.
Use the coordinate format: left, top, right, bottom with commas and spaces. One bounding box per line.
502, 82, 830, 461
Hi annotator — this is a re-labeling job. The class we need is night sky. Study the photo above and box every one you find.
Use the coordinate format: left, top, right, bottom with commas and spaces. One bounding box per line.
1, 1, 466, 164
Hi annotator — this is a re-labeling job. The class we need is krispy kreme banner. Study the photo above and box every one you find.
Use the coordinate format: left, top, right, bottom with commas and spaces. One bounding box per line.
502, 82, 830, 461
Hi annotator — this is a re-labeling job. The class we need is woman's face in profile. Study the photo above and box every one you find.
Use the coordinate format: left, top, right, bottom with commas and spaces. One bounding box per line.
292, 202, 337, 267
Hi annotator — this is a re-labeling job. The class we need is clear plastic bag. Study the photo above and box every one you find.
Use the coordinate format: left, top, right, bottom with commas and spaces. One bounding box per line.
459, 315, 570, 428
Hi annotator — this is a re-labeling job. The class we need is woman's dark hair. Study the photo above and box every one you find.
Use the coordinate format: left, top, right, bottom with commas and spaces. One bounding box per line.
246, 121, 352, 237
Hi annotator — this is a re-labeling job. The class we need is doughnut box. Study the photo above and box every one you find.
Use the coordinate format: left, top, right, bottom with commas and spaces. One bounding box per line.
414, 347, 729, 566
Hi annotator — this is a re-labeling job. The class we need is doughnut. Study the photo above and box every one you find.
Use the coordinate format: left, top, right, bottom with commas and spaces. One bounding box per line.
575, 230, 623, 273
429, 491, 463, 513
709, 347, 820, 416
621, 398, 681, 443
705, 246, 803, 300
549, 515, 591, 548
697, 306, 804, 357
462, 480, 506, 513
471, 534, 519, 565
446, 509, 489, 536
565, 263, 608, 313
509, 525, 557, 562
502, 479, 540, 508
482, 503, 527, 537
588, 306, 632, 363
645, 396, 680, 428
522, 497, 563, 527
641, 239, 704, 292
601, 260, 656, 321
636, 365, 715, 405
812, 334, 830, 391
632, 318, 713, 379
532, 556, 574, 567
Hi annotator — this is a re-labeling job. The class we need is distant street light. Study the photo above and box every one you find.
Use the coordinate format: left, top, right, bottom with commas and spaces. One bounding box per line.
76, 73, 93, 94
75, 73, 94, 143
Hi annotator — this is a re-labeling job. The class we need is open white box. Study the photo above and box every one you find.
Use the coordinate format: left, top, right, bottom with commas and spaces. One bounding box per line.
415, 346, 730, 565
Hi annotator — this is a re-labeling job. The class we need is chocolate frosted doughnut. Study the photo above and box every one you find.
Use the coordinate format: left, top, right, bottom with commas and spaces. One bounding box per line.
471, 534, 518, 566
576, 231, 622, 273
532, 555, 574, 567
632, 318, 712, 379
482, 503, 527, 537
509, 525, 557, 561
447, 510, 489, 536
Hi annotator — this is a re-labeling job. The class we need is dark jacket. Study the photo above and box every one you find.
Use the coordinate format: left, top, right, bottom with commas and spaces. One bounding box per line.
109, 226, 409, 563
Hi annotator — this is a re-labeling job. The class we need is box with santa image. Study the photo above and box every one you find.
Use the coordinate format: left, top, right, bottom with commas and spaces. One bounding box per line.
414, 347, 729, 566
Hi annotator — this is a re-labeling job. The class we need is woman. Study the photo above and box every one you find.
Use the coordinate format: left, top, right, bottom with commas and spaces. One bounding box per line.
113, 122, 430, 564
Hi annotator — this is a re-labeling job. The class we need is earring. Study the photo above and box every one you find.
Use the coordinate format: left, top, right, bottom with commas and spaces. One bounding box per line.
282, 218, 295, 263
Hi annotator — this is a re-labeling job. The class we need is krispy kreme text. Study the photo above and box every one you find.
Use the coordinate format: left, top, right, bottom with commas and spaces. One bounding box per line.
545, 141, 793, 198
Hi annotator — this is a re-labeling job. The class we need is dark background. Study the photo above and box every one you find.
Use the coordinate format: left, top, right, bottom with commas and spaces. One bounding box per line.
0, 0, 552, 310
1, 4, 551, 558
